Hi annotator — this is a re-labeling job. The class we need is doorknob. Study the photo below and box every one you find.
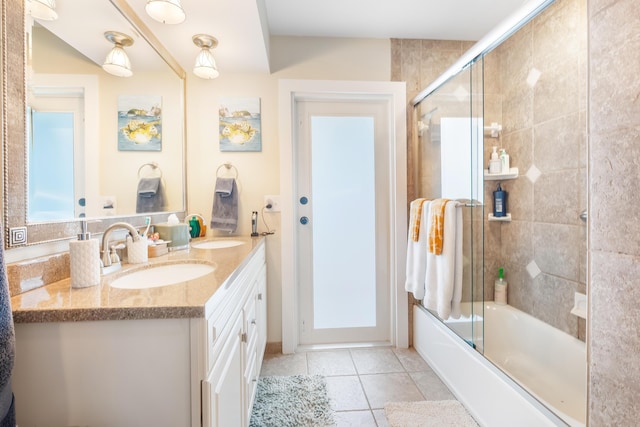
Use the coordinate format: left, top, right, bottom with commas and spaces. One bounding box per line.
300, 216, 309, 225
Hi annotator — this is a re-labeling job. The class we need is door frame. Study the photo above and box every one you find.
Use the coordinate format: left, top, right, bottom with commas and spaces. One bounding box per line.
278, 79, 408, 354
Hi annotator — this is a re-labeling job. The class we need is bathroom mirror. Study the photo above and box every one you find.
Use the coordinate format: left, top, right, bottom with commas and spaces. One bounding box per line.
3, 0, 187, 247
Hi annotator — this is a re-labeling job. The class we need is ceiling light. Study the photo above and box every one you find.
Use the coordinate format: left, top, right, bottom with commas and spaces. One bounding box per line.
102, 31, 134, 78
192, 34, 219, 79
27, 0, 58, 21
145, 0, 186, 25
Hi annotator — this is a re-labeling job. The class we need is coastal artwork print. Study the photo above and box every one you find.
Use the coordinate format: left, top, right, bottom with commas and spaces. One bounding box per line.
118, 95, 162, 151
219, 97, 261, 152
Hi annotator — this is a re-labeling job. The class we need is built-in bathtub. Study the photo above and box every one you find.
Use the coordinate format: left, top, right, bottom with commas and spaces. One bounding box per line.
414, 302, 586, 427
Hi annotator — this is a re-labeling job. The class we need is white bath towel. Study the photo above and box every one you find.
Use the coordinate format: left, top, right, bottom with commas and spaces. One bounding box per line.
423, 201, 463, 320
405, 200, 430, 299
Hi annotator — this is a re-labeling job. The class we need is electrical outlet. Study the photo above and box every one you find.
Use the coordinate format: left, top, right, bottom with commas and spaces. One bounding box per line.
264, 195, 281, 212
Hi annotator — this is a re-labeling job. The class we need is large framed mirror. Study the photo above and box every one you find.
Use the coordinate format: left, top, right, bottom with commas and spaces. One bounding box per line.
3, 0, 187, 248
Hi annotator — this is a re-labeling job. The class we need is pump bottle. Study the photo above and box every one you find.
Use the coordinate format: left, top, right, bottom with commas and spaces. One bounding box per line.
69, 220, 101, 288
495, 267, 508, 305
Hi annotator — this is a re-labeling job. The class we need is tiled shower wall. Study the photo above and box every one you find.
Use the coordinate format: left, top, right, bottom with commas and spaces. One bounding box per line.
484, 0, 588, 340
588, 0, 640, 424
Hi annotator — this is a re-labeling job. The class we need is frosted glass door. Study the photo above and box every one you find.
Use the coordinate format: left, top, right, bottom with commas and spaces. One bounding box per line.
312, 116, 376, 329
296, 99, 391, 346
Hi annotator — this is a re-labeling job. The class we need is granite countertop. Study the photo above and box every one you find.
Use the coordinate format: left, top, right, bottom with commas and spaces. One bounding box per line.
10, 236, 264, 323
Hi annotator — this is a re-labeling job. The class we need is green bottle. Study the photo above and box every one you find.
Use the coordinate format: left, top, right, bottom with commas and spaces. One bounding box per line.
494, 267, 507, 305
189, 216, 200, 238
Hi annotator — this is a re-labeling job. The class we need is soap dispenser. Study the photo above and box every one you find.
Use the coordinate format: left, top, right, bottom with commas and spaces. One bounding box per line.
489, 146, 501, 174
69, 220, 101, 288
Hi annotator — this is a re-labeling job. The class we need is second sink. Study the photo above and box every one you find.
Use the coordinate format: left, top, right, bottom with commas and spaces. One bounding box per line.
109, 262, 215, 289
191, 239, 245, 250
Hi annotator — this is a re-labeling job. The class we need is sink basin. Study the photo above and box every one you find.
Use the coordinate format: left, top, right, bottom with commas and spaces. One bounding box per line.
109, 262, 215, 289
191, 239, 245, 250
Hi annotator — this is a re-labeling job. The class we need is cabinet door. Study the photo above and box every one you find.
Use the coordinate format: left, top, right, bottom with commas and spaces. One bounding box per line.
202, 315, 244, 427
256, 264, 267, 357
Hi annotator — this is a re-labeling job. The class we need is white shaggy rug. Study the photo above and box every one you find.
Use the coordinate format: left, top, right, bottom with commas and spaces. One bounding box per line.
249, 375, 335, 427
385, 400, 478, 427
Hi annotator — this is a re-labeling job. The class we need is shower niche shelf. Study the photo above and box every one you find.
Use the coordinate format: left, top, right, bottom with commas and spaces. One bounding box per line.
484, 167, 519, 180
488, 213, 512, 222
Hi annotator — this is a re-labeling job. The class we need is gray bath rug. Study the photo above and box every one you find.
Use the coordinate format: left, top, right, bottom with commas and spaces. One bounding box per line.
385, 400, 478, 427
249, 374, 335, 427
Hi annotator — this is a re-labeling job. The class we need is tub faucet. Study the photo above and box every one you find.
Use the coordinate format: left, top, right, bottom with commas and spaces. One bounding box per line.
101, 222, 140, 271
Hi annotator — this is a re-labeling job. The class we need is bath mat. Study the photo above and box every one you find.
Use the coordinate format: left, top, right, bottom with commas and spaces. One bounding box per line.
249, 374, 335, 427
385, 400, 478, 427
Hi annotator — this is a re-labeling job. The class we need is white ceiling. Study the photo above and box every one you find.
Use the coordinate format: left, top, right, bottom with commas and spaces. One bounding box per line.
38, 0, 531, 76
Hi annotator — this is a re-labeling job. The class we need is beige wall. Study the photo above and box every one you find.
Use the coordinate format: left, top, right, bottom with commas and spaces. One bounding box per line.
588, 0, 640, 424
185, 36, 391, 342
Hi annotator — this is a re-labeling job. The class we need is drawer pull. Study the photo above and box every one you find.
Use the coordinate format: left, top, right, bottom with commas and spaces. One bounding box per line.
241, 332, 247, 343
251, 319, 256, 325
211, 326, 216, 343
257, 293, 263, 301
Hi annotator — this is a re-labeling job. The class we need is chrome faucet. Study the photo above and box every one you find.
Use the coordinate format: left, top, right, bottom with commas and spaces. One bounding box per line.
101, 222, 140, 272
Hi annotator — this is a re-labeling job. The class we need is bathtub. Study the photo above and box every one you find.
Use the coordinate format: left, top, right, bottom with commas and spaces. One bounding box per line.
414, 302, 586, 427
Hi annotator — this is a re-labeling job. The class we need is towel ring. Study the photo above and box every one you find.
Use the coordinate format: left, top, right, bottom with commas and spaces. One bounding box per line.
138, 162, 163, 179
216, 162, 239, 180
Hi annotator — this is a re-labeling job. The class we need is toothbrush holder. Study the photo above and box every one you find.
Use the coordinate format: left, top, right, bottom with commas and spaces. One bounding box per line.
127, 236, 148, 264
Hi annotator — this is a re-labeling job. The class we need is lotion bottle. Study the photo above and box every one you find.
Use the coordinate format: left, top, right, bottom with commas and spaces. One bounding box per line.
500, 148, 510, 173
69, 220, 101, 288
494, 267, 507, 305
489, 146, 501, 174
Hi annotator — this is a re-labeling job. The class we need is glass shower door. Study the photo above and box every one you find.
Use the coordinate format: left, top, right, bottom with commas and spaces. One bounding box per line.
413, 59, 485, 351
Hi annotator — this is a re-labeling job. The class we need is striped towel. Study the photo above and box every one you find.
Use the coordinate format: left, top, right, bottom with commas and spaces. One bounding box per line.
409, 198, 429, 242
428, 198, 450, 255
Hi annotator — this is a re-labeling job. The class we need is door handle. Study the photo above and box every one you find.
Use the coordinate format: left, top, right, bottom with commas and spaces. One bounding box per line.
300, 216, 309, 225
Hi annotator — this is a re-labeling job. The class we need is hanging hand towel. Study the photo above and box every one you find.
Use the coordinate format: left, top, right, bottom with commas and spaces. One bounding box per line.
405, 199, 430, 299
136, 177, 165, 213
211, 177, 238, 232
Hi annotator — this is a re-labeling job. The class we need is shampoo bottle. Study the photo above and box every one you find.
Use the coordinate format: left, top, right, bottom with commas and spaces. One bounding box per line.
493, 183, 508, 217
69, 220, 101, 288
489, 146, 501, 174
494, 267, 508, 305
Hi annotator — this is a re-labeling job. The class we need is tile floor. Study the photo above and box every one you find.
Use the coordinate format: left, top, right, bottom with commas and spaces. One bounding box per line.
260, 347, 458, 426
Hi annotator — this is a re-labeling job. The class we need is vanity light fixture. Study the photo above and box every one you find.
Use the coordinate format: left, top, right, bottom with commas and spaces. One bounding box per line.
27, 0, 58, 21
102, 31, 134, 78
192, 34, 219, 79
145, 0, 186, 25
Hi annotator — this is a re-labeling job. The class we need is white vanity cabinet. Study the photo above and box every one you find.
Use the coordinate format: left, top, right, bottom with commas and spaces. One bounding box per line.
200, 244, 267, 427
12, 242, 267, 427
